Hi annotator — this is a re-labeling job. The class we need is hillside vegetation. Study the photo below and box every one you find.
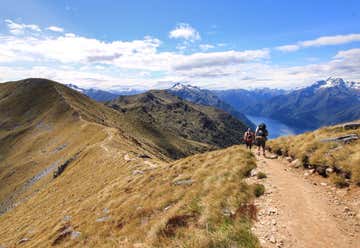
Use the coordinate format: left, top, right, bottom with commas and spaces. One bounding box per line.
0, 78, 260, 247
0, 78, 174, 215
107, 90, 248, 159
267, 121, 360, 186
168, 83, 255, 129
0, 145, 260, 247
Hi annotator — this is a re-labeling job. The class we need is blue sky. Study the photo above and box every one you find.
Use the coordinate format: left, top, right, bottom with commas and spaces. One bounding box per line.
0, 0, 359, 90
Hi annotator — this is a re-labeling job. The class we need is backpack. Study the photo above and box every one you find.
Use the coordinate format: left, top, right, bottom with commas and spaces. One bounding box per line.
258, 123, 266, 130
257, 129, 265, 137
245, 131, 253, 142
256, 123, 268, 138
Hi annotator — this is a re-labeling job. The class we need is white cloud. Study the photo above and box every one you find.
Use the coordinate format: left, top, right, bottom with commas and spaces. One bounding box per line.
300, 34, 360, 47
47, 26, 64, 33
1, 46, 359, 90
65, 33, 76, 37
0, 21, 267, 74
333, 48, 360, 60
199, 44, 215, 51
5, 19, 41, 35
169, 23, 200, 42
0, 19, 359, 90
217, 43, 227, 47
276, 33, 360, 52
275, 44, 299, 52
0, 65, 157, 90
167, 47, 360, 89
172, 49, 270, 71
0, 32, 163, 68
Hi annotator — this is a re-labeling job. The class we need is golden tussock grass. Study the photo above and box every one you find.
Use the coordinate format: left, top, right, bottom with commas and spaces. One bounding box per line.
0, 141, 260, 247
0, 79, 260, 247
268, 122, 360, 185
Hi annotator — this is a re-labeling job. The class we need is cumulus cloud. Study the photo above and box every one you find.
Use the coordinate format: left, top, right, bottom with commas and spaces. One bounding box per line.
0, 21, 267, 74
169, 46, 360, 89
1, 46, 359, 89
276, 33, 360, 52
5, 19, 41, 35
0, 65, 157, 90
0, 32, 162, 68
300, 34, 360, 47
46, 26, 64, 32
169, 23, 200, 42
172, 49, 270, 71
333, 48, 360, 60
0, 19, 359, 90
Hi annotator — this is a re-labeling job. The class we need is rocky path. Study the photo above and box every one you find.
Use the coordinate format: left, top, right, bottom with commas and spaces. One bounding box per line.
249, 153, 360, 248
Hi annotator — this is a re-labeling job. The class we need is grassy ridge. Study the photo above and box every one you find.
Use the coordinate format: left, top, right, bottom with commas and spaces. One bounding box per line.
267, 122, 360, 185
0, 79, 260, 247
0, 145, 260, 247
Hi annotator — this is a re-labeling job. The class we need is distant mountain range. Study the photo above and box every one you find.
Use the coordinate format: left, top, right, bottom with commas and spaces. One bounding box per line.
166, 78, 360, 130
66, 84, 143, 102
167, 83, 255, 129
257, 78, 360, 129
214, 88, 287, 114
66, 77, 360, 131
66, 82, 255, 129
215, 78, 360, 129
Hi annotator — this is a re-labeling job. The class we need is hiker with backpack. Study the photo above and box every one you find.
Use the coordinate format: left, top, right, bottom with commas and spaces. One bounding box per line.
243, 128, 254, 150
255, 123, 268, 156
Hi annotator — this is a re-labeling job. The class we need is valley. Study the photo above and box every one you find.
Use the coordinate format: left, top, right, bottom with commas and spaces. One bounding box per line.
215, 78, 360, 131
245, 115, 307, 139
1, 1, 360, 247
72, 78, 360, 136
0, 79, 257, 247
0, 78, 359, 248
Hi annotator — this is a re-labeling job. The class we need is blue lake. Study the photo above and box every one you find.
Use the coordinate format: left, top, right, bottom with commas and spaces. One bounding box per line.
246, 115, 307, 139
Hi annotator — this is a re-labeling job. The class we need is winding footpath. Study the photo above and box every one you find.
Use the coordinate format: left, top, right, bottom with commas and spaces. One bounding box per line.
249, 153, 360, 248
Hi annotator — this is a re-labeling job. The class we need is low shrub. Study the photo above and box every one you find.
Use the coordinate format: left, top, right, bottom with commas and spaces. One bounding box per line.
253, 184, 265, 197
330, 174, 349, 188
301, 155, 310, 168
256, 172, 267, 179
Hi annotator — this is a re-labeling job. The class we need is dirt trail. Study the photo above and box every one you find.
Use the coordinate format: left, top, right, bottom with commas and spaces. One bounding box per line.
250, 153, 360, 248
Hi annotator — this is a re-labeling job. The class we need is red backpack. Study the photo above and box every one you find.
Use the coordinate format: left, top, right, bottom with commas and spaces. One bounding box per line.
245, 131, 253, 142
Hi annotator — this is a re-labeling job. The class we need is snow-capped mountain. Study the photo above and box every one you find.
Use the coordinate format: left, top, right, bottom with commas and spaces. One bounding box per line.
213, 77, 360, 130
66, 78, 360, 130
171, 82, 203, 92
313, 77, 360, 91
168, 83, 256, 129
257, 78, 360, 129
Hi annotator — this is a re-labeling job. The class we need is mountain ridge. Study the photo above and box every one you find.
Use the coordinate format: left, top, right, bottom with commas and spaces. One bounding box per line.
167, 82, 256, 129
214, 77, 360, 130
66, 83, 143, 102
257, 78, 360, 129
0, 78, 260, 247
107, 89, 249, 158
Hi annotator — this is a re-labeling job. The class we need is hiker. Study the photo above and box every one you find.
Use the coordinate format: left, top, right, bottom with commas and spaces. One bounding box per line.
243, 128, 254, 150
255, 123, 268, 156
